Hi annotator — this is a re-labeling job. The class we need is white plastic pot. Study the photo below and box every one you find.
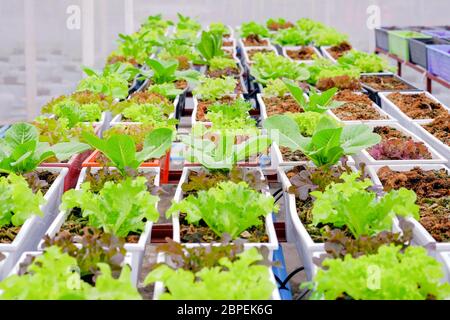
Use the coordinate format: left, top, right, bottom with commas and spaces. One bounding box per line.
410, 120, 450, 166
241, 45, 278, 65
0, 167, 68, 280
257, 92, 309, 120
38, 167, 160, 286
282, 46, 322, 64
152, 252, 281, 300
367, 164, 450, 253
354, 121, 447, 165
170, 166, 279, 253
319, 46, 337, 63
378, 91, 450, 134
438, 251, 450, 282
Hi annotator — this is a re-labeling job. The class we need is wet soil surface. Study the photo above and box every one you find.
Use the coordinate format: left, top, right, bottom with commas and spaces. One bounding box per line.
242, 35, 269, 47
247, 48, 274, 61
316, 75, 362, 91
327, 41, 352, 59
360, 75, 414, 91
262, 95, 303, 116
280, 146, 308, 162
423, 114, 450, 146
286, 47, 316, 60
332, 90, 386, 120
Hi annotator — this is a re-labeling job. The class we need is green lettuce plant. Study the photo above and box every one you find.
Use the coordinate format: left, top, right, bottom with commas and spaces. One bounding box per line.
33, 117, 94, 145
287, 112, 338, 137
167, 181, 277, 239
111, 31, 157, 65
310, 172, 419, 238
307, 58, 360, 85
144, 248, 274, 300
50, 99, 102, 127
205, 99, 256, 130
192, 76, 236, 101
147, 83, 183, 100
61, 176, 159, 237
0, 173, 45, 228
263, 79, 289, 97
196, 31, 224, 63
251, 52, 310, 85
140, 14, 173, 33
283, 79, 344, 113
0, 246, 141, 300
264, 115, 380, 168
176, 13, 201, 31
311, 27, 348, 46
272, 27, 311, 46
142, 58, 200, 85
239, 22, 270, 38
157, 40, 200, 66
209, 22, 229, 36
82, 128, 173, 175
295, 18, 326, 35
338, 50, 393, 73
121, 103, 177, 125
0, 123, 90, 174
208, 56, 238, 71
307, 245, 450, 300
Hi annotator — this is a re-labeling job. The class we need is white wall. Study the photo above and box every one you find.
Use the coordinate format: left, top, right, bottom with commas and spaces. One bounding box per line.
0, 0, 449, 122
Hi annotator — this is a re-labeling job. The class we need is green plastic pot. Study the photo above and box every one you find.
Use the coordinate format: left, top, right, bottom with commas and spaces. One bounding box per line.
388, 30, 432, 61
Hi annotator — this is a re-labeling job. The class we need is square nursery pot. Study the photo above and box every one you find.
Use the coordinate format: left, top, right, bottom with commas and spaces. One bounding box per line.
409, 37, 450, 69
277, 164, 385, 280
354, 121, 447, 165
37, 166, 160, 285
328, 91, 397, 125
388, 30, 432, 61
152, 253, 281, 300
0, 167, 68, 280
170, 166, 279, 255
410, 120, 450, 167
367, 164, 450, 253
110, 94, 180, 125
359, 72, 420, 105
378, 91, 450, 132
282, 46, 322, 64
427, 44, 450, 82
375, 26, 400, 51
242, 45, 278, 66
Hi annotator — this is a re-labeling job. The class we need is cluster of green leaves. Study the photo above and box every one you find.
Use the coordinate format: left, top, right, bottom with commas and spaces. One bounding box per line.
338, 50, 393, 73
266, 18, 292, 30
112, 31, 157, 65
251, 52, 310, 85
311, 172, 419, 238
0, 173, 45, 228
113, 92, 174, 116
102, 123, 155, 149
206, 99, 256, 130
147, 83, 183, 100
263, 79, 289, 97
272, 27, 310, 46
41, 91, 113, 115
208, 56, 237, 71
172, 28, 199, 45
157, 39, 200, 66
284, 79, 344, 113
310, 27, 348, 46
82, 128, 173, 175
193, 76, 236, 101
196, 31, 224, 63
307, 58, 360, 85
0, 246, 141, 300
181, 131, 271, 170
167, 181, 277, 239
49, 99, 102, 127
264, 115, 380, 168
287, 112, 338, 137
308, 245, 450, 300
140, 14, 173, 34
77, 62, 139, 100
176, 13, 201, 31
41, 227, 126, 280
145, 247, 274, 300
61, 176, 159, 238
0, 123, 90, 174
239, 22, 270, 38
122, 103, 174, 125
295, 18, 326, 35
142, 58, 200, 86
209, 22, 229, 36
33, 117, 94, 145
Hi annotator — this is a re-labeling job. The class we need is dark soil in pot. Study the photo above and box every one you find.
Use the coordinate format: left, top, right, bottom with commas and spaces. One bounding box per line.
332, 90, 387, 120
0, 225, 21, 244
206, 65, 241, 78
423, 114, 450, 146
387, 92, 447, 119
286, 47, 317, 60
316, 75, 362, 91
242, 35, 269, 47
327, 41, 352, 60
360, 75, 414, 91
262, 95, 303, 116
196, 95, 236, 121
368, 126, 433, 160
222, 39, 234, 46
268, 21, 293, 31
179, 213, 269, 243
377, 166, 450, 242
280, 146, 308, 162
